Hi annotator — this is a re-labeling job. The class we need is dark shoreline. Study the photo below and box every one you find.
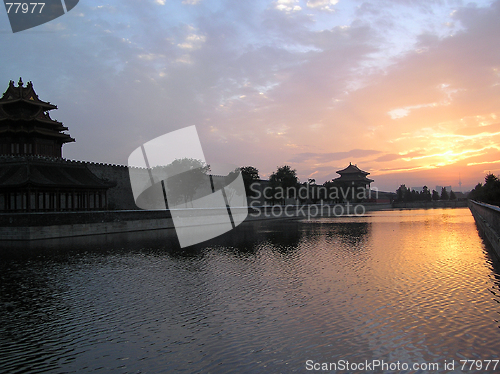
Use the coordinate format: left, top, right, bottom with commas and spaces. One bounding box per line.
0, 202, 469, 241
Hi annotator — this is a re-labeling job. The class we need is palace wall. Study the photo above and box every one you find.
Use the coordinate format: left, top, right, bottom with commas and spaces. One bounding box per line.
84, 161, 138, 210
468, 200, 500, 259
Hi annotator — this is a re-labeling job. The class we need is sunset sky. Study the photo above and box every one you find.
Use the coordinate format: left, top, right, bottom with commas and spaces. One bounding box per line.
1, 0, 499, 191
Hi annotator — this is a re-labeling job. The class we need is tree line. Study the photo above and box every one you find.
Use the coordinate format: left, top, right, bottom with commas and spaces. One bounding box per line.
244, 167, 500, 207
468, 173, 500, 205
241, 165, 300, 203
394, 184, 457, 202
241, 165, 372, 204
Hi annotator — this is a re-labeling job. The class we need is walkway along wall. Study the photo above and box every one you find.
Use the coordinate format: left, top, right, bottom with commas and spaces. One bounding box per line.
0, 206, 289, 241
468, 200, 500, 259
0, 210, 173, 241
0, 202, 381, 241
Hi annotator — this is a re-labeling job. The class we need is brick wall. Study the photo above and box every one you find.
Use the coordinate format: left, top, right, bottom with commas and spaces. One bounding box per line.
469, 200, 500, 259
85, 162, 138, 210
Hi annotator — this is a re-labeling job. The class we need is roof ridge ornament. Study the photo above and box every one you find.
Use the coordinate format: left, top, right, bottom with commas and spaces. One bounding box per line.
18, 77, 23, 87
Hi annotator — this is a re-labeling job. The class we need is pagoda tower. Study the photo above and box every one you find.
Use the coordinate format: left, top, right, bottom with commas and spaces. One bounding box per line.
333, 162, 374, 190
0, 78, 74, 157
0, 79, 115, 212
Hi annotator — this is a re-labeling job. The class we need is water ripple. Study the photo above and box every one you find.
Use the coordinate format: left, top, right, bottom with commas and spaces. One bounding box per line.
1, 208, 500, 373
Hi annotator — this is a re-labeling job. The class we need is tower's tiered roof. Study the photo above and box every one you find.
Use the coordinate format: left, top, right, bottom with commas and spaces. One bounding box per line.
0, 78, 75, 157
334, 162, 374, 184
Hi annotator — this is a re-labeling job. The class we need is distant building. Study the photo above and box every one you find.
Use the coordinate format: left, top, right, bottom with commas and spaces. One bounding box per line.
436, 185, 452, 192
333, 163, 374, 190
329, 163, 374, 202
0, 79, 115, 212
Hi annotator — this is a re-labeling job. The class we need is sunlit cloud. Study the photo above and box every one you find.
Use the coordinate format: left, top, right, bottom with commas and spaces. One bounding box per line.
401, 147, 496, 162
388, 104, 435, 119
177, 30, 206, 50
274, 0, 302, 13
375, 151, 425, 163
306, 0, 338, 12
431, 131, 500, 140
289, 149, 381, 163
378, 165, 438, 174
266, 125, 290, 136
467, 159, 500, 166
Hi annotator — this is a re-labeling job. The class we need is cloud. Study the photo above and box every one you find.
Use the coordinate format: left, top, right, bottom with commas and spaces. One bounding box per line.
306, 0, 338, 12
467, 158, 500, 167
177, 32, 206, 49
274, 0, 302, 13
374, 151, 425, 162
387, 83, 465, 119
289, 149, 382, 163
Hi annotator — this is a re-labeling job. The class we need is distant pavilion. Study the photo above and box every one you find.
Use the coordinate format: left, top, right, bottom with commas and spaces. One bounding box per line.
333, 163, 374, 190
0, 78, 114, 212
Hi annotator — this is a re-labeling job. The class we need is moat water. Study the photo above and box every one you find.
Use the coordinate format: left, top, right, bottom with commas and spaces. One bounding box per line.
1, 208, 500, 373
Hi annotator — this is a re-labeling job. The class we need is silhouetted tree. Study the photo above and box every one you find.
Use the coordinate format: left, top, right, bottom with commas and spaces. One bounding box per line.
432, 190, 440, 201
468, 173, 500, 204
297, 182, 309, 205
483, 174, 500, 203
164, 158, 210, 207
449, 190, 457, 200
468, 182, 484, 201
395, 184, 436, 202
220, 167, 246, 205
301, 179, 324, 204
421, 186, 432, 201
322, 180, 337, 203
404, 187, 414, 201
240, 166, 260, 198
396, 184, 408, 202
270, 165, 298, 204
440, 187, 449, 200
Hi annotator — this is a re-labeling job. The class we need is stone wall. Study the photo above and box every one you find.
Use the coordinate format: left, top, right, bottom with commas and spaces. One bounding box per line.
468, 200, 500, 259
0, 155, 138, 210
0, 210, 170, 226
85, 162, 138, 210
0, 216, 174, 241
0, 207, 253, 241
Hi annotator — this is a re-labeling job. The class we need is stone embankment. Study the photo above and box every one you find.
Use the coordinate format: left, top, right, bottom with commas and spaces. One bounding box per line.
0, 210, 174, 241
1, 206, 292, 241
0, 203, 394, 241
468, 200, 500, 259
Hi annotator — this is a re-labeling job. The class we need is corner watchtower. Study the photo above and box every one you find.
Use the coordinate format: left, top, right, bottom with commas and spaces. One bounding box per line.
0, 78, 74, 157
333, 162, 374, 189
